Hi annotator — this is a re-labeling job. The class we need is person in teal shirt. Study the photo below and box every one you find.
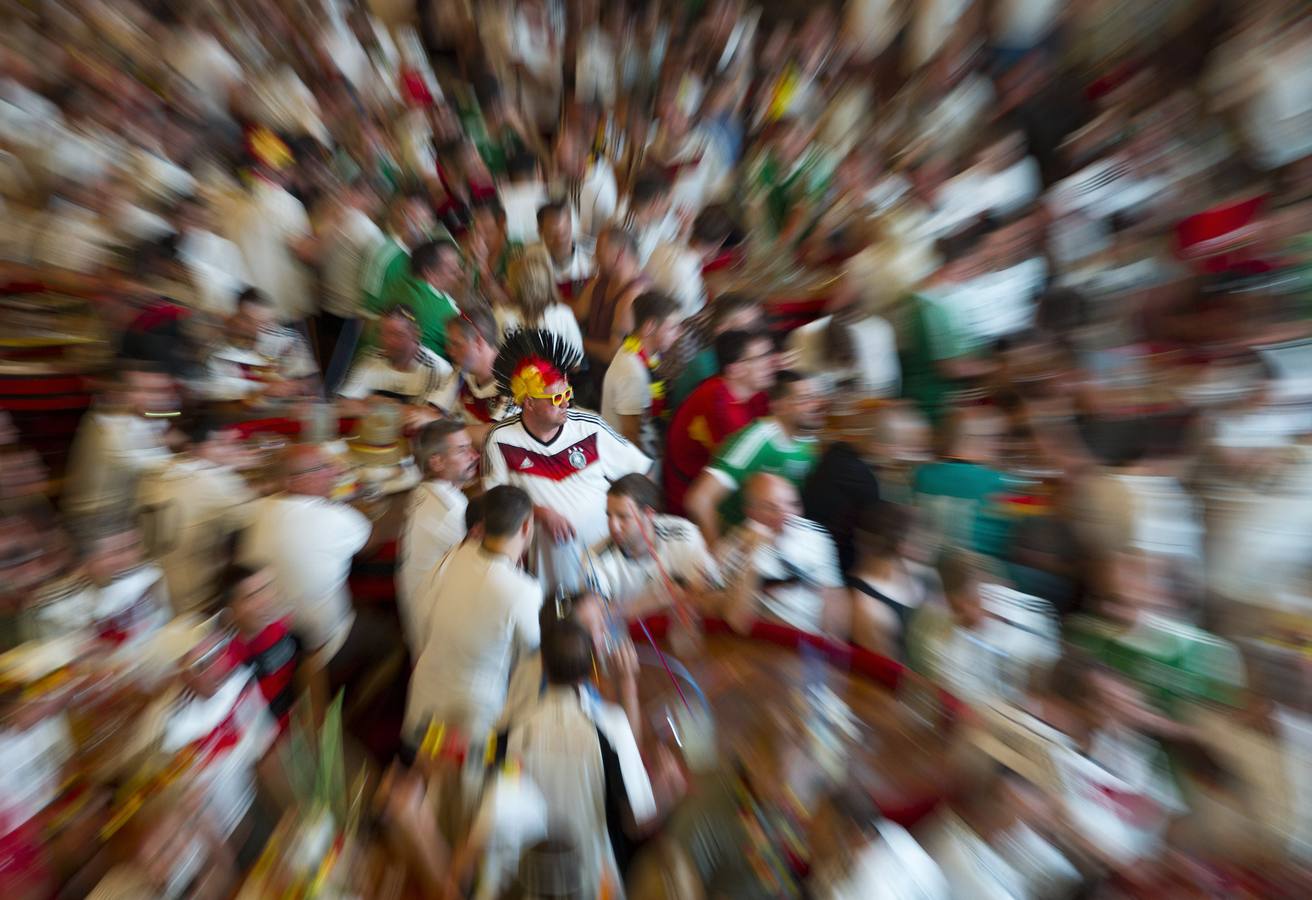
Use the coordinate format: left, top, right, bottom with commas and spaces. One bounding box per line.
913, 406, 1016, 559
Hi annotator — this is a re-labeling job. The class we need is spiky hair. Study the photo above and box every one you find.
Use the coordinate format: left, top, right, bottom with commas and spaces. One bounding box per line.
492, 328, 584, 401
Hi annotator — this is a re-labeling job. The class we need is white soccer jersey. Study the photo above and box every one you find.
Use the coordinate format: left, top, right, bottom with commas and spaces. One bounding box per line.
431, 370, 519, 426
585, 514, 719, 613
716, 516, 843, 634
483, 411, 650, 588
337, 346, 451, 405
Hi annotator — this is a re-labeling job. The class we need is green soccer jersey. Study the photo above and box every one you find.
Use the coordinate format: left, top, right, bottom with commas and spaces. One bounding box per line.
708, 418, 818, 526
913, 460, 1015, 560
361, 238, 411, 314
1068, 613, 1247, 713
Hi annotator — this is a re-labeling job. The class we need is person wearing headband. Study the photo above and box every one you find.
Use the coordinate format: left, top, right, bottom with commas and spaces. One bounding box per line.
482, 329, 650, 593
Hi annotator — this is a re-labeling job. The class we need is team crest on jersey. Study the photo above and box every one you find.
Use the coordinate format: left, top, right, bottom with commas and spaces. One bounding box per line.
568, 446, 587, 469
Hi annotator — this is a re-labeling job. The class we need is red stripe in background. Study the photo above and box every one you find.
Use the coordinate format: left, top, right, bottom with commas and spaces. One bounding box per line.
497, 433, 598, 482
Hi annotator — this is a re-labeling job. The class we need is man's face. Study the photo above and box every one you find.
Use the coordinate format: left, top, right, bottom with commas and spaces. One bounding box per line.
746, 480, 799, 535
379, 315, 419, 366
86, 530, 142, 585
540, 211, 573, 258
522, 378, 571, 433
396, 199, 435, 247
430, 429, 479, 484
230, 569, 279, 634
125, 371, 178, 418
606, 494, 647, 554
230, 302, 272, 345
729, 338, 775, 393
777, 379, 826, 433
286, 448, 340, 497
429, 248, 464, 292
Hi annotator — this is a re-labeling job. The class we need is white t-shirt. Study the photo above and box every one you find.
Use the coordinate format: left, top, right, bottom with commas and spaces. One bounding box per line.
787, 315, 901, 397
0, 714, 74, 832
62, 411, 173, 518
644, 241, 705, 319
178, 228, 250, 316
577, 160, 621, 239
160, 670, 277, 838
717, 516, 843, 633
499, 181, 549, 244
812, 819, 950, 900
601, 346, 658, 457
484, 411, 650, 593
204, 326, 318, 400
587, 513, 719, 613
504, 687, 656, 899
405, 542, 543, 739
484, 411, 650, 551
223, 180, 314, 321
537, 241, 595, 285
338, 347, 451, 405
164, 28, 242, 120
494, 303, 585, 360
397, 480, 468, 644
237, 494, 371, 656
321, 208, 386, 318
137, 456, 256, 613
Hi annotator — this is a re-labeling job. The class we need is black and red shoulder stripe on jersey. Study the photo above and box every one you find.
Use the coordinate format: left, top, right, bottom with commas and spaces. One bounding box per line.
228, 619, 301, 730
497, 433, 599, 482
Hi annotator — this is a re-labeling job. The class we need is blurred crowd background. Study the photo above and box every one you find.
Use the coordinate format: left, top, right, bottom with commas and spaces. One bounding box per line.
1, 0, 1311, 897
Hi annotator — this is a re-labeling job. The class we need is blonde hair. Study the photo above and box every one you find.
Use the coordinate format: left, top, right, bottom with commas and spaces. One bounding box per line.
507, 246, 560, 323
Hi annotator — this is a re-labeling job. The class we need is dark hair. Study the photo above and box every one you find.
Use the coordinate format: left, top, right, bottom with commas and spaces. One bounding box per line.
236, 288, 272, 309
541, 619, 594, 685
537, 590, 600, 639
469, 195, 506, 220
608, 473, 660, 511
691, 205, 734, 247
219, 563, 265, 607
631, 172, 670, 206
448, 303, 501, 348
769, 369, 807, 403
182, 413, 223, 447
937, 548, 980, 595
855, 501, 912, 561
381, 305, 420, 328
506, 152, 540, 180
710, 293, 761, 329
411, 239, 460, 276
536, 200, 570, 228
714, 329, 769, 370
631, 291, 680, 332
600, 225, 637, 258
464, 493, 487, 533
482, 485, 533, 538
414, 419, 466, 473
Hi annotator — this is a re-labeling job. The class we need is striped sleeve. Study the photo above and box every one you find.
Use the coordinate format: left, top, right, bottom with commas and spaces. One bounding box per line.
708, 421, 773, 489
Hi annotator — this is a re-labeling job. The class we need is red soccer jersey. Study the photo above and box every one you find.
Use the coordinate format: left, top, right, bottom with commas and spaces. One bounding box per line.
662, 376, 768, 515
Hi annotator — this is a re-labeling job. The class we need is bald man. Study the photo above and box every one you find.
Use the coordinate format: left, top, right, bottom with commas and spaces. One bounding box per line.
714, 473, 847, 636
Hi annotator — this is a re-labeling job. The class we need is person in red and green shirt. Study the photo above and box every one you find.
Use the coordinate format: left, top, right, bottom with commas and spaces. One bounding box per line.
663, 330, 774, 516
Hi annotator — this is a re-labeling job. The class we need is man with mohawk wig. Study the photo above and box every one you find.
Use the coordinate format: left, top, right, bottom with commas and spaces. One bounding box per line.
483, 329, 651, 593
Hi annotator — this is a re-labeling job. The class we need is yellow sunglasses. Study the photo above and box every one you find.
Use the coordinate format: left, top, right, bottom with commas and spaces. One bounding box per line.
527, 386, 573, 407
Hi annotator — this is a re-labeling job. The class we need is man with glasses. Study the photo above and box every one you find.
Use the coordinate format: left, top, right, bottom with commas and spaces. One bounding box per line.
483, 330, 650, 592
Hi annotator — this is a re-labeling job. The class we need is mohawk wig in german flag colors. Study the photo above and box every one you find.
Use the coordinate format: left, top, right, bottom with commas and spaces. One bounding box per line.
492, 328, 584, 404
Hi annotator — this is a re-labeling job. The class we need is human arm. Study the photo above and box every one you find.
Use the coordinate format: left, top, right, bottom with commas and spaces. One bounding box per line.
684, 470, 731, 546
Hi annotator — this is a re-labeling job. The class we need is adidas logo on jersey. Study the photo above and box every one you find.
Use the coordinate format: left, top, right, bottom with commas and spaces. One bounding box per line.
518, 458, 534, 470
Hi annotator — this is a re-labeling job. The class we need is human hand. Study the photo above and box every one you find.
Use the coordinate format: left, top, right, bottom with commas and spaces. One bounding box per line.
535, 506, 575, 543
405, 406, 442, 430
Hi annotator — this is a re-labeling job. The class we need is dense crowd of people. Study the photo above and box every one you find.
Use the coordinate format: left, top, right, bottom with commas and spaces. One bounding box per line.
1, 0, 1311, 897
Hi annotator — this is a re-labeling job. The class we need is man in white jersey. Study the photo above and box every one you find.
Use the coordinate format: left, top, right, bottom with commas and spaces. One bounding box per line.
483, 329, 650, 593
337, 306, 451, 424
405, 485, 543, 744
586, 474, 718, 616
431, 305, 519, 446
